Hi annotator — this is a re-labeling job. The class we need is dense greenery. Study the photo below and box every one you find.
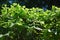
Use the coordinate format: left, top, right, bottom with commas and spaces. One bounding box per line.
0, 3, 60, 40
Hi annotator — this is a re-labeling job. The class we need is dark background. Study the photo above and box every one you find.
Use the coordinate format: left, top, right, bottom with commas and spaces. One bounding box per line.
0, 0, 60, 10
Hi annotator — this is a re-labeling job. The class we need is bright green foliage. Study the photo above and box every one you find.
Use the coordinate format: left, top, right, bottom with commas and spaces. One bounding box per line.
0, 3, 60, 40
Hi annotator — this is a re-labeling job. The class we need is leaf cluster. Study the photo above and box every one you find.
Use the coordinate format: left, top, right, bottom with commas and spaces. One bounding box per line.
0, 3, 60, 40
